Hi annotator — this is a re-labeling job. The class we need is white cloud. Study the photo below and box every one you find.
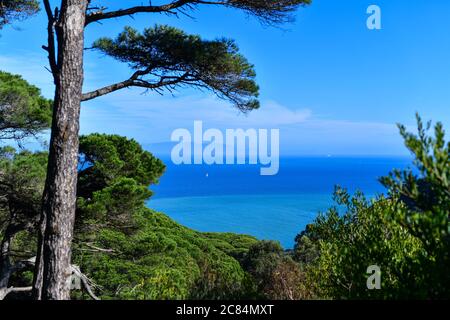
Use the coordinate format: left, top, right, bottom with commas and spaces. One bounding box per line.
80, 88, 407, 155
1, 53, 407, 155
80, 90, 313, 143
95, 90, 311, 125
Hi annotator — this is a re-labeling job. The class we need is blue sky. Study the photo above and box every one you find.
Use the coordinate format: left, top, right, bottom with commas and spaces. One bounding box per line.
0, 0, 449, 156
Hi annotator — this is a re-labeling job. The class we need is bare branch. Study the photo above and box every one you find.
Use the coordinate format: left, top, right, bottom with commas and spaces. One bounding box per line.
71, 265, 100, 300
0, 256, 100, 300
78, 242, 115, 253
85, 0, 193, 25
85, 0, 310, 26
42, 0, 58, 79
81, 71, 191, 101
81, 79, 134, 101
0, 286, 32, 300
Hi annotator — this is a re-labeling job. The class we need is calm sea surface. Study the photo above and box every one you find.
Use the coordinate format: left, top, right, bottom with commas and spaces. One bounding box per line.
147, 157, 411, 248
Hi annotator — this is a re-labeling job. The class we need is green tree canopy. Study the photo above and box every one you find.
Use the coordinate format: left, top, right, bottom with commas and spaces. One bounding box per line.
0, 147, 47, 224
17, 0, 311, 299
0, 0, 39, 28
297, 189, 423, 299
0, 147, 47, 299
76, 134, 165, 235
380, 114, 450, 242
90, 25, 259, 111
295, 115, 450, 299
0, 133, 260, 300
78, 134, 165, 196
0, 71, 52, 141
380, 114, 450, 297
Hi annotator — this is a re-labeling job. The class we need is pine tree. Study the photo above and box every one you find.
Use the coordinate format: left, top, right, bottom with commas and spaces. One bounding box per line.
0, 0, 39, 28
31, 0, 311, 299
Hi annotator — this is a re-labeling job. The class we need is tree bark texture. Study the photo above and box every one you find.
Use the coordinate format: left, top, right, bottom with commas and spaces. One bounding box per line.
32, 0, 88, 300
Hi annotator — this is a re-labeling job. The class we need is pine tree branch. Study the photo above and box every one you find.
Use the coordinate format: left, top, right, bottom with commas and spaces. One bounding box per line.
85, 0, 193, 25
84, 0, 310, 26
81, 71, 191, 101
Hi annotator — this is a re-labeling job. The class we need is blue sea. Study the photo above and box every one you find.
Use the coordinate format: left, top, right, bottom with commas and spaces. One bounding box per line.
147, 157, 412, 248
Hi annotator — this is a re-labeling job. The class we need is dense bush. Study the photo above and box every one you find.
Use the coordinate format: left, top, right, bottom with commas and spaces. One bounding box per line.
1, 113, 448, 300
74, 208, 258, 300
0, 71, 52, 140
0, 133, 260, 300
295, 115, 449, 299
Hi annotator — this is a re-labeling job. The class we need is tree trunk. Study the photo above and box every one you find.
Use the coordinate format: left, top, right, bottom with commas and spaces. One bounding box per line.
0, 225, 15, 290
0, 222, 32, 300
32, 0, 87, 300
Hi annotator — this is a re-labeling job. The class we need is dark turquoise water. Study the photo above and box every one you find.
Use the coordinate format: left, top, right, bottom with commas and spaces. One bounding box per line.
147, 157, 412, 248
